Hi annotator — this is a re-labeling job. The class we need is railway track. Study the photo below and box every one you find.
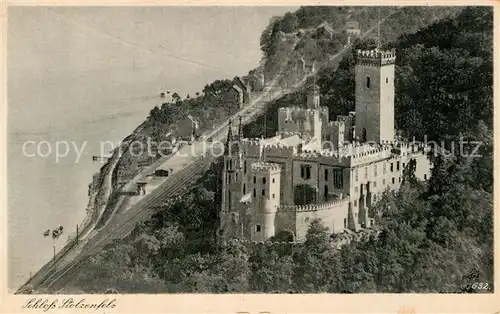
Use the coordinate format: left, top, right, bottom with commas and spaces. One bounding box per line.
40, 156, 215, 291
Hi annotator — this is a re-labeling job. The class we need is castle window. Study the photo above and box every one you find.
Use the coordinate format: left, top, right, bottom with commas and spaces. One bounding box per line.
301, 165, 311, 180
243, 184, 246, 194
373, 194, 377, 202
373, 181, 377, 188
235, 173, 238, 181
355, 169, 358, 181
392, 178, 395, 184
386, 77, 388, 84
383, 179, 386, 185
262, 189, 266, 196
253, 188, 256, 197
272, 178, 275, 183
255, 225, 261, 232
397, 162, 400, 171
324, 185, 329, 201
399, 177, 402, 183
228, 174, 231, 184
272, 193, 275, 199
424, 174, 427, 180
366, 76, 371, 88
383, 163, 387, 174
364, 167, 368, 179
373, 165, 377, 177
344, 218, 347, 228
324, 169, 328, 181
262, 177, 266, 184
333, 169, 343, 189
390, 163, 394, 172
253, 176, 256, 184
244, 160, 247, 174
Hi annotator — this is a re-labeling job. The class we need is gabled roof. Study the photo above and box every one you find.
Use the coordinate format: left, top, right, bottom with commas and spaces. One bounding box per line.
317, 21, 334, 33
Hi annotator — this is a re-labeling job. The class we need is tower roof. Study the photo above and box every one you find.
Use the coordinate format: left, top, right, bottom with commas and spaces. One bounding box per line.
355, 48, 396, 66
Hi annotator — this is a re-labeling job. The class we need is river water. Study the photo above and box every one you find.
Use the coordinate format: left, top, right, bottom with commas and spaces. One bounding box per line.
7, 6, 295, 291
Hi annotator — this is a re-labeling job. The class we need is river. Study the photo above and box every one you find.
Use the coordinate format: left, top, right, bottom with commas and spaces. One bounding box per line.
7, 6, 295, 291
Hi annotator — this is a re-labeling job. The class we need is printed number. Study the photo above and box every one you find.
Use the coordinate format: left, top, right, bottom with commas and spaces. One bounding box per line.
471, 282, 489, 290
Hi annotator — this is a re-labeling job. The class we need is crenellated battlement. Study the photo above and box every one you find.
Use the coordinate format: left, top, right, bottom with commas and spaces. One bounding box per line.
251, 162, 282, 172
356, 48, 396, 66
278, 197, 349, 212
291, 142, 399, 167
263, 144, 297, 158
327, 120, 345, 128
279, 106, 319, 118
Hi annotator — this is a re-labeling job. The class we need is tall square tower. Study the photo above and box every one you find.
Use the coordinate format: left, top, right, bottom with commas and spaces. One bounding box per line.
354, 49, 396, 143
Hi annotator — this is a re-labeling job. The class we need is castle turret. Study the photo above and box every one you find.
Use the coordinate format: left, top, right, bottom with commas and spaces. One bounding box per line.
307, 84, 320, 109
354, 48, 396, 143
250, 162, 281, 241
221, 119, 242, 214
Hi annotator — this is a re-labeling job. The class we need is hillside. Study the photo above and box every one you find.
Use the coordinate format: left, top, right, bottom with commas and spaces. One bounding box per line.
45, 6, 493, 294
258, 6, 463, 88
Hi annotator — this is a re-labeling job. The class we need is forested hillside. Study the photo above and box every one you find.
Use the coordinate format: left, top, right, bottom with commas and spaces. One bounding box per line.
260, 6, 462, 85
50, 6, 493, 294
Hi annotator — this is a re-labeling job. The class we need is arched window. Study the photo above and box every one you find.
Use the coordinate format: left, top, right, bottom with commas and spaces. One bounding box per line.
366, 76, 371, 88
386, 77, 388, 83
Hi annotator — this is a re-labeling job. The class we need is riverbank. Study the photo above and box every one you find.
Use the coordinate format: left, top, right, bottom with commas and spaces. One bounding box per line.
15, 120, 149, 294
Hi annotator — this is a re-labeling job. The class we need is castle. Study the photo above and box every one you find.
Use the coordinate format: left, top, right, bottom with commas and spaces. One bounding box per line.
218, 48, 432, 242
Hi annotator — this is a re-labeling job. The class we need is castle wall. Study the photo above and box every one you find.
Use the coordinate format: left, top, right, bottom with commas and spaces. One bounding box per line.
379, 65, 395, 142
277, 107, 322, 140
292, 159, 319, 201
290, 199, 349, 240
355, 64, 382, 142
275, 211, 297, 237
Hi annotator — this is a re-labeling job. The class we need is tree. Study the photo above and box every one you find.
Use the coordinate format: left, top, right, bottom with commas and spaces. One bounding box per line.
172, 92, 181, 103
279, 12, 299, 33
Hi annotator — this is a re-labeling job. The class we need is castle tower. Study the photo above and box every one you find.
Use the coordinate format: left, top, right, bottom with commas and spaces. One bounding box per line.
306, 84, 322, 141
307, 84, 320, 109
250, 163, 281, 241
354, 49, 396, 143
221, 120, 241, 214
